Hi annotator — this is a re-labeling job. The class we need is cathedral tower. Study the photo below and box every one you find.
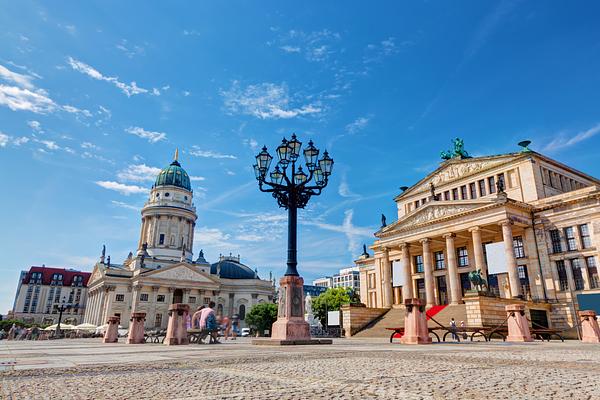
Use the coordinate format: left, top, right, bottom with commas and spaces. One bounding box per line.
137, 150, 197, 263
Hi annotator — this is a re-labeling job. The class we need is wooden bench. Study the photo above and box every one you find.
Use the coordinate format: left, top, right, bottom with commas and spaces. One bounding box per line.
386, 327, 441, 343
188, 328, 219, 344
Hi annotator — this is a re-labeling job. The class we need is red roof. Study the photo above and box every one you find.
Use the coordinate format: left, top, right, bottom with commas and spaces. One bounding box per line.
22, 266, 92, 287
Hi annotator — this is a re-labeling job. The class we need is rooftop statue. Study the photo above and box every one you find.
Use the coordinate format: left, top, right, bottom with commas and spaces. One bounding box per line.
440, 138, 471, 160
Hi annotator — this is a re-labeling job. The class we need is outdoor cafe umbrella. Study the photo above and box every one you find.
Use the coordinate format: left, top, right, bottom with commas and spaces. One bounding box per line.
75, 323, 97, 331
44, 323, 76, 331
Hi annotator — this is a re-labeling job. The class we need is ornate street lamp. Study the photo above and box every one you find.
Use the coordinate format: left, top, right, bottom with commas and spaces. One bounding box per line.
252, 134, 334, 344
254, 134, 333, 277
54, 290, 78, 337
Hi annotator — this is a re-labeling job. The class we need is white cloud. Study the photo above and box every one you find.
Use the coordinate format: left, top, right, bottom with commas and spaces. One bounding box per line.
0, 132, 8, 147
115, 39, 145, 58
345, 116, 370, 134
13, 136, 30, 146
37, 140, 59, 150
543, 123, 600, 152
183, 30, 201, 36
110, 200, 139, 210
194, 227, 232, 248
273, 29, 341, 63
81, 141, 99, 150
221, 81, 322, 119
67, 57, 150, 97
188, 146, 237, 159
117, 164, 161, 182
59, 24, 77, 35
338, 176, 359, 198
189, 176, 206, 181
243, 138, 259, 151
280, 45, 301, 53
95, 180, 148, 195
63, 104, 92, 117
0, 84, 57, 113
182, 90, 191, 97
0, 64, 35, 89
125, 126, 166, 143
28, 120, 42, 132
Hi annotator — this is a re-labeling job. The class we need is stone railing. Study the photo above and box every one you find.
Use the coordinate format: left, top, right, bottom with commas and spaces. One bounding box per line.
340, 304, 388, 337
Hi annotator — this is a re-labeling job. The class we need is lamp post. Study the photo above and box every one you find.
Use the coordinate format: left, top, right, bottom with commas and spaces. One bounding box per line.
253, 134, 333, 343
54, 290, 78, 337
254, 134, 333, 277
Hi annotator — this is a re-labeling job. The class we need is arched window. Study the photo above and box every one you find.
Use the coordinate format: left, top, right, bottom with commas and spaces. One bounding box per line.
239, 304, 246, 320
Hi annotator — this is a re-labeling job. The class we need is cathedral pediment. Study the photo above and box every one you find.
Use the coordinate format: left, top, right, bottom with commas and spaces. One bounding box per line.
396, 154, 522, 200
380, 201, 493, 235
88, 264, 104, 285
142, 263, 218, 284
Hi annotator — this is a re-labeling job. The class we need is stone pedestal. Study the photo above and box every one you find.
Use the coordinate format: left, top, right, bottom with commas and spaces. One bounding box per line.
580, 310, 600, 343
102, 316, 120, 343
127, 312, 146, 344
253, 276, 331, 345
400, 298, 431, 345
165, 303, 190, 345
505, 304, 533, 342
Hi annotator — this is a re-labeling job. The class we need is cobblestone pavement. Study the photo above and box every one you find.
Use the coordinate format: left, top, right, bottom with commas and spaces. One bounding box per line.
1, 338, 599, 399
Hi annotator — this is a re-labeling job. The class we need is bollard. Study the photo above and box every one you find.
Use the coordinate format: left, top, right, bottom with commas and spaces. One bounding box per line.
165, 303, 190, 345
103, 316, 120, 343
127, 312, 146, 344
400, 298, 431, 344
580, 310, 600, 343
505, 304, 533, 342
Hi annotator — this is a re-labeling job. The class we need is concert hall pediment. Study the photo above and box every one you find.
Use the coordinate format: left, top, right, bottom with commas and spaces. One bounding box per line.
143, 263, 217, 284
380, 202, 492, 235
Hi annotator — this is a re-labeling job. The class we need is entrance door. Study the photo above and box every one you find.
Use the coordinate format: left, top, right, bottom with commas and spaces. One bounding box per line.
173, 289, 183, 304
460, 272, 470, 296
488, 274, 500, 297
529, 309, 549, 328
436, 275, 448, 305
518, 265, 531, 299
416, 279, 426, 300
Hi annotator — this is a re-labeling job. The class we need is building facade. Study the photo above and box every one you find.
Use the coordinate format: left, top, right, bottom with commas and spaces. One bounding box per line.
357, 145, 600, 330
313, 267, 361, 295
12, 266, 91, 325
312, 277, 332, 288
83, 153, 275, 329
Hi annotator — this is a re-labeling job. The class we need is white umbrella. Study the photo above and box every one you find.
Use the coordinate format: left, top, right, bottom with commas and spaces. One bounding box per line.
75, 323, 97, 331
44, 323, 76, 331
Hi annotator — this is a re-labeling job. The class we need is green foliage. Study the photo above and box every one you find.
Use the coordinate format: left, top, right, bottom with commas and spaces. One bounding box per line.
312, 287, 358, 326
245, 303, 278, 336
0, 319, 32, 332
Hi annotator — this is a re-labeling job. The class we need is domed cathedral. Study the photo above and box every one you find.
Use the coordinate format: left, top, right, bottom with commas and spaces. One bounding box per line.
83, 151, 275, 330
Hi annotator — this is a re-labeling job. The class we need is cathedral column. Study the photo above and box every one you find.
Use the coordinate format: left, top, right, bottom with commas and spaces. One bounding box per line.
138, 217, 146, 249
443, 233, 461, 305
381, 247, 393, 308
150, 286, 160, 327
421, 238, 436, 307
500, 220, 522, 298
152, 216, 160, 247
469, 227, 488, 278
399, 243, 413, 300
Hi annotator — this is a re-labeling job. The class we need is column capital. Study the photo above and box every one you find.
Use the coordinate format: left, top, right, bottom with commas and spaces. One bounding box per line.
499, 219, 513, 227
468, 226, 481, 233
419, 238, 431, 244
152, 286, 160, 292
442, 233, 456, 240
399, 242, 410, 251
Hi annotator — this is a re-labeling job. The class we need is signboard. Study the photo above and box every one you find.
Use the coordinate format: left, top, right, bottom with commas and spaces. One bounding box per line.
485, 242, 508, 274
392, 260, 405, 287
327, 311, 340, 326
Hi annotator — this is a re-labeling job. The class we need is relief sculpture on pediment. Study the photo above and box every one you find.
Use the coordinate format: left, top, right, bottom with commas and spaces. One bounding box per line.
402, 205, 476, 228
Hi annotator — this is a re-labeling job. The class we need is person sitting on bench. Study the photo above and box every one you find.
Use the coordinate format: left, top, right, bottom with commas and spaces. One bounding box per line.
199, 301, 219, 344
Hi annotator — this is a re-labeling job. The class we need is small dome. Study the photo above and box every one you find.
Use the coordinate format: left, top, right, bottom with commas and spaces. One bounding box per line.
154, 160, 191, 191
211, 256, 257, 279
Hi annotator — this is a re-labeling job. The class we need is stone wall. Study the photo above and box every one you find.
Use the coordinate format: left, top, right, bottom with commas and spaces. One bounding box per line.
340, 304, 388, 338
464, 295, 552, 328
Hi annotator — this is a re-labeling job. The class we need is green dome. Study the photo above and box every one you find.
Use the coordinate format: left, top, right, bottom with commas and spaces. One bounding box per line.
154, 160, 192, 191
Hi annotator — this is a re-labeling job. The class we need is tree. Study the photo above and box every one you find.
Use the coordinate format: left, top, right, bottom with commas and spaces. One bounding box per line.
245, 303, 278, 336
312, 287, 355, 327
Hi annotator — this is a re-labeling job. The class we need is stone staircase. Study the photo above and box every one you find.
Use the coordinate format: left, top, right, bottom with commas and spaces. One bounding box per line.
352, 304, 468, 338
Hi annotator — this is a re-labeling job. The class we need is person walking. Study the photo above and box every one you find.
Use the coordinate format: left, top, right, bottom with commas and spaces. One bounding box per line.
450, 318, 458, 341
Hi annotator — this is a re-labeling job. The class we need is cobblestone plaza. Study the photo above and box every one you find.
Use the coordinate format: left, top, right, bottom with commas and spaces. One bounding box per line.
1, 339, 599, 399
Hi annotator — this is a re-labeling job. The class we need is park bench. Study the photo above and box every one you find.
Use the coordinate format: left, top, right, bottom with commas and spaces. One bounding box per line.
188, 328, 219, 344
144, 330, 166, 343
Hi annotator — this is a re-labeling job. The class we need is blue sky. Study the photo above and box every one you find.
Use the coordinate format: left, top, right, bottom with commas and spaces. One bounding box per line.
2, 1, 600, 313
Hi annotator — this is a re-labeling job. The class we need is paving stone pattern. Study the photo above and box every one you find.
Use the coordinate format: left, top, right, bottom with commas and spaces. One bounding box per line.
1, 339, 599, 399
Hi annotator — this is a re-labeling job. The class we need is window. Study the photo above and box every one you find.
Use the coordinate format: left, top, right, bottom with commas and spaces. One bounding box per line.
188, 296, 196, 303
443, 191, 450, 201
564, 227, 577, 251
517, 265, 531, 297
51, 273, 64, 286
164, 192, 170, 197
421, 198, 427, 205
513, 236, 525, 259
72, 275, 83, 287
115, 294, 125, 302
586, 257, 599, 289
159, 234, 165, 245
140, 293, 149, 302
556, 260, 569, 291
579, 224, 592, 249
414, 255, 424, 273
457, 247, 469, 267
239, 304, 246, 320
414, 200, 420, 209
497, 173, 505, 190
452, 188, 459, 200
488, 176, 496, 194
570, 259, 584, 291
155, 313, 162, 327
550, 230, 562, 253
31, 272, 42, 284
460, 185, 467, 200
157, 294, 165, 302
434, 251, 445, 270
203, 297, 211, 305
469, 183, 477, 199
478, 179, 486, 197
